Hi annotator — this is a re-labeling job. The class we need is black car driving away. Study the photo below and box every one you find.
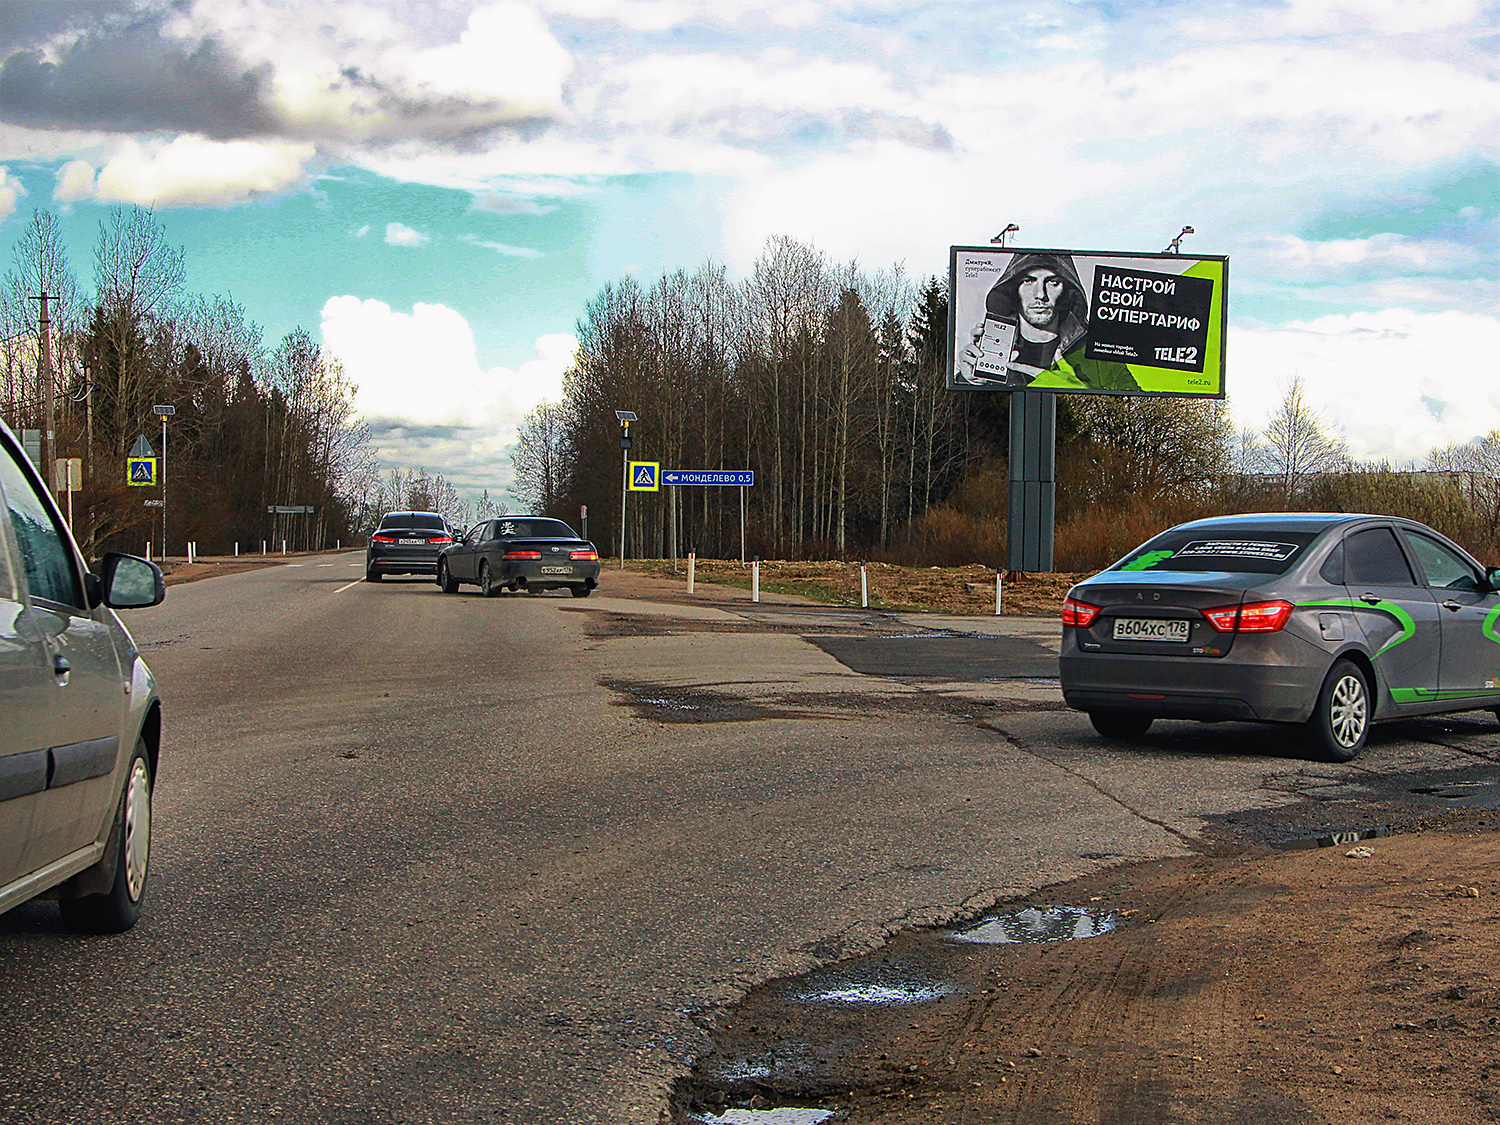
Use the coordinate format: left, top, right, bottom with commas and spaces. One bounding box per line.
1060, 512, 1500, 762
365, 511, 455, 581
437, 517, 601, 598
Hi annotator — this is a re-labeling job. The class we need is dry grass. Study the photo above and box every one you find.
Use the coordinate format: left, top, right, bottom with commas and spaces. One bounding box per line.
628, 557, 1084, 616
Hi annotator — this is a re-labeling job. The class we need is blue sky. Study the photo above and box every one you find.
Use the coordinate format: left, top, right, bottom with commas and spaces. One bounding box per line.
1, 0, 1497, 500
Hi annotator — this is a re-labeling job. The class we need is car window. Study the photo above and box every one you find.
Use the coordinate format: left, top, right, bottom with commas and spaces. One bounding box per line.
0, 442, 83, 608
379, 513, 446, 531
494, 519, 577, 539
1112, 530, 1319, 575
1404, 532, 1481, 591
1343, 527, 1416, 586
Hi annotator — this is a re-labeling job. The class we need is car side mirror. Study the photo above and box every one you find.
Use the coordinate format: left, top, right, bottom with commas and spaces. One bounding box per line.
99, 553, 166, 609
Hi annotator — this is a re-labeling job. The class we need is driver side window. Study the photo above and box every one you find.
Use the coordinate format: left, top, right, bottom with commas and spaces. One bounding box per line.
1405, 532, 1482, 591
0, 442, 82, 609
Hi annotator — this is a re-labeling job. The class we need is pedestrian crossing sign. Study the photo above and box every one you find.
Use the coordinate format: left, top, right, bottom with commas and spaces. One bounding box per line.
127, 457, 157, 486
628, 461, 659, 491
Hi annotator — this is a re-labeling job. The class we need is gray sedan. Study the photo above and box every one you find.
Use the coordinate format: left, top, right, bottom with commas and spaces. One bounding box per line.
437, 517, 601, 598
1059, 513, 1500, 761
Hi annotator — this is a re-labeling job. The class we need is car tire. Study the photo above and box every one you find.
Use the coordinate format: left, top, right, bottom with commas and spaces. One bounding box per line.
1307, 658, 1370, 762
480, 561, 500, 598
365, 568, 381, 582
439, 562, 459, 594
59, 740, 152, 934
1089, 710, 1153, 739
570, 586, 592, 598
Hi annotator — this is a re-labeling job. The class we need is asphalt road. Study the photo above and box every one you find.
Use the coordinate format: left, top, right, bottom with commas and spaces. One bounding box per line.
4, 553, 1499, 1125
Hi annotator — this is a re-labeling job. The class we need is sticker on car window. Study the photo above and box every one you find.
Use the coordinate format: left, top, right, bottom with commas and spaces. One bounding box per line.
1174, 540, 1301, 562
499, 522, 517, 536
1119, 550, 1175, 571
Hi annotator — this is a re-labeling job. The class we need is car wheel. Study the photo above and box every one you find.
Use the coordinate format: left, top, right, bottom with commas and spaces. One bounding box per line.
59, 740, 152, 934
1089, 710, 1153, 739
365, 567, 381, 582
1307, 658, 1370, 762
439, 562, 459, 594
480, 561, 500, 598
570, 586, 592, 598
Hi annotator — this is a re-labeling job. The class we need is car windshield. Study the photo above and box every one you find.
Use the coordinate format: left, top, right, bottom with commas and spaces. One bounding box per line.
495, 519, 577, 539
380, 514, 446, 531
1111, 529, 1322, 575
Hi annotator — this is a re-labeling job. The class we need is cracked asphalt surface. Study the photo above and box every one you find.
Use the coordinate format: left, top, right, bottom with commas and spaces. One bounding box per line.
4, 557, 1499, 1124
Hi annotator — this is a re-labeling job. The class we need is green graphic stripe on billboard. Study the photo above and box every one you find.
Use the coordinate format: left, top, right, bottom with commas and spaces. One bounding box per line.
1301, 599, 1415, 654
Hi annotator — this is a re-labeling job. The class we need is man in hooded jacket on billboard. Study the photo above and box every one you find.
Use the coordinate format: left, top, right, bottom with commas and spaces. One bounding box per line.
958, 252, 1139, 392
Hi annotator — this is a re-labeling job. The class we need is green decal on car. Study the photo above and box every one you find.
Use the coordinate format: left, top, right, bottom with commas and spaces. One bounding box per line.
1389, 686, 1500, 704
1483, 603, 1500, 646
1301, 598, 1416, 655
1119, 550, 1175, 571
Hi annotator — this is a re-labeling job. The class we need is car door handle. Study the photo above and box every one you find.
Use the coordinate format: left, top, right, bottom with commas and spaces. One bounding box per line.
1442, 600, 1463, 612
1359, 593, 1381, 604
52, 654, 71, 679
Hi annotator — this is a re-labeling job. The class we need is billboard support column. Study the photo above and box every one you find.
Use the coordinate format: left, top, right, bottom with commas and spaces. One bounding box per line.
1007, 391, 1055, 573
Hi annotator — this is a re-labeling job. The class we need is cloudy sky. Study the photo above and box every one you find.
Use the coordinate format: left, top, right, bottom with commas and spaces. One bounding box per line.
1, 0, 1497, 501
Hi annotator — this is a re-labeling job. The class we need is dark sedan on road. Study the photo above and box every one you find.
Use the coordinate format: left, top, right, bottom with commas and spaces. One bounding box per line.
437, 517, 601, 598
1060, 513, 1500, 762
365, 511, 455, 581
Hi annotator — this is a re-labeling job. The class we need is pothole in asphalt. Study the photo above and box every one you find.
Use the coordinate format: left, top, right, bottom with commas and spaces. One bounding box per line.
944, 903, 1118, 944
778, 962, 959, 1006
686, 1107, 835, 1125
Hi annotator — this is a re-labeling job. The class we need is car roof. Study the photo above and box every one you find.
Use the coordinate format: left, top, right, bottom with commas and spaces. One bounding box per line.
1169, 512, 1394, 534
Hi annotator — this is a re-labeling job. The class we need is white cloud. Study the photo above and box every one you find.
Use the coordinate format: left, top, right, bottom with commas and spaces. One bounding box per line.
92, 135, 316, 206
321, 296, 577, 434
384, 222, 429, 247
53, 159, 95, 202
1228, 309, 1500, 462
463, 236, 543, 258
0, 166, 26, 222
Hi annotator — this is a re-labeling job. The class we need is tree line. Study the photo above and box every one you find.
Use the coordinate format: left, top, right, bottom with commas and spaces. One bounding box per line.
514, 236, 1500, 569
0, 206, 385, 557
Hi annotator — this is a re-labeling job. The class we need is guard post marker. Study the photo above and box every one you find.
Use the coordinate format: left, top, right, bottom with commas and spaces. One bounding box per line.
996, 569, 1003, 615
861, 562, 868, 608
752, 557, 760, 603
687, 552, 696, 594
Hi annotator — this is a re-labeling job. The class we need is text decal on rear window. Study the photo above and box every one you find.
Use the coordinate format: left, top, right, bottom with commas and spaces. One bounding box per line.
1174, 540, 1301, 562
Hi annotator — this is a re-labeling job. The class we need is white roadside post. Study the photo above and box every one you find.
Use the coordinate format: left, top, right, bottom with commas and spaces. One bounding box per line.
861, 562, 868, 608
996, 569, 1004, 615
752, 557, 760, 603
687, 552, 695, 594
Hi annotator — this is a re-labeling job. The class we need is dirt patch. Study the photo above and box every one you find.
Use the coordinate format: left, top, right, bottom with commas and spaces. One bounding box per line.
675, 815, 1500, 1124
628, 559, 1083, 617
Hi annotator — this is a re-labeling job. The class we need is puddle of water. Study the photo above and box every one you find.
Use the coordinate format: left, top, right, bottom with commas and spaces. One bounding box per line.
781, 962, 958, 1006
1273, 826, 1390, 852
690, 1109, 835, 1125
946, 904, 1118, 945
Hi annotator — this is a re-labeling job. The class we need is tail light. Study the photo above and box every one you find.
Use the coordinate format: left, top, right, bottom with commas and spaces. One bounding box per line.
432, 535, 452, 545
570, 549, 598, 561
1062, 597, 1102, 628
1204, 600, 1294, 633
371, 534, 397, 543
503, 550, 542, 560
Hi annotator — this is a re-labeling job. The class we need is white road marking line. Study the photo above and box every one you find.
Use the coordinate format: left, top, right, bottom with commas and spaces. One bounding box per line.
334, 579, 364, 593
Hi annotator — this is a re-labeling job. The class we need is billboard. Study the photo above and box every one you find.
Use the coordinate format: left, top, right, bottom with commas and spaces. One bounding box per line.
948, 246, 1227, 397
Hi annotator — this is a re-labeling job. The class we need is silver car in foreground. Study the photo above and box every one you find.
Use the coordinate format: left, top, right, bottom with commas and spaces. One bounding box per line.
0, 421, 164, 931
1060, 513, 1500, 762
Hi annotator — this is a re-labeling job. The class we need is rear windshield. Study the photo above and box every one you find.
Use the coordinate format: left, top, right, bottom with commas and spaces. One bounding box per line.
379, 513, 447, 531
1111, 530, 1322, 575
496, 519, 577, 539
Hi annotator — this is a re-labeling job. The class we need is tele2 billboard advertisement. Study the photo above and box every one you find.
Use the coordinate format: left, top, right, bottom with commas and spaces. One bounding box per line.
948, 246, 1227, 397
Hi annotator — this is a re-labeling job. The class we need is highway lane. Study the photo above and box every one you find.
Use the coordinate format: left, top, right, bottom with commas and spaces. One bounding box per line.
4, 554, 1500, 1124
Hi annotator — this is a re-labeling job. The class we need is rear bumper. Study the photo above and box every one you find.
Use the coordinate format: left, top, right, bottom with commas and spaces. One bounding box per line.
499, 561, 601, 590
367, 549, 440, 575
1059, 630, 1328, 724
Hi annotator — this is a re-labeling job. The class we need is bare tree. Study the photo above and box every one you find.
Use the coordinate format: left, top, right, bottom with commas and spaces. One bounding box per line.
1260, 375, 1348, 503
512, 400, 571, 514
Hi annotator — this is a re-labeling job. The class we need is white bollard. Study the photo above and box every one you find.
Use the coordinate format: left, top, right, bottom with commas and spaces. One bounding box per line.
687, 552, 695, 594
996, 570, 1003, 616
262, 540, 267, 555
861, 563, 868, 608
146, 541, 152, 562
752, 559, 760, 603
235, 542, 239, 557
282, 539, 287, 555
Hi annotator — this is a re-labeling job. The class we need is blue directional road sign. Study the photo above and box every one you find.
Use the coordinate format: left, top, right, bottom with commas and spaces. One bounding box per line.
628, 461, 660, 491
660, 470, 754, 487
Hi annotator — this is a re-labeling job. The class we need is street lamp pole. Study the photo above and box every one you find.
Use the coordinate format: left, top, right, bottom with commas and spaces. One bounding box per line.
615, 410, 636, 569
154, 404, 175, 556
